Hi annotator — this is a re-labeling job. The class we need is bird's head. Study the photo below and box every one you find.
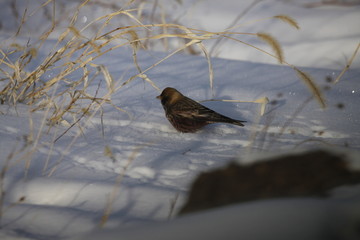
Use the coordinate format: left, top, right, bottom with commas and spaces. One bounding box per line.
156, 87, 183, 106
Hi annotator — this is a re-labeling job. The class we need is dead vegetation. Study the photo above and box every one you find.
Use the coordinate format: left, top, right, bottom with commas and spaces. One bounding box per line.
0, 1, 330, 124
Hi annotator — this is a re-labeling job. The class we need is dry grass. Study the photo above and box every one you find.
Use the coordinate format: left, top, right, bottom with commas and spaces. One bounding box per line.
274, 15, 300, 30
99, 142, 152, 227
335, 42, 360, 84
0, 137, 29, 226
0, 1, 327, 121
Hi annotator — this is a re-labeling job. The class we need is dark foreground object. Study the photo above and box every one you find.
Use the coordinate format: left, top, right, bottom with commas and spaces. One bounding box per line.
179, 149, 360, 215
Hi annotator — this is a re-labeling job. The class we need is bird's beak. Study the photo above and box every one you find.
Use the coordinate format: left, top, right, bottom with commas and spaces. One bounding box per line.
156, 95, 161, 99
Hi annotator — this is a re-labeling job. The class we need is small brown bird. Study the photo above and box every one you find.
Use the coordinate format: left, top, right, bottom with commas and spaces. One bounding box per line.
156, 87, 246, 133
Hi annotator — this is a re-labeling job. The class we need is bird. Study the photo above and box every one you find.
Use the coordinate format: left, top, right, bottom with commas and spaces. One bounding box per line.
156, 87, 246, 133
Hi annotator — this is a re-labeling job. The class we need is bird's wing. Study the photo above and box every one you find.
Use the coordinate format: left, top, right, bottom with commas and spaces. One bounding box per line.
172, 97, 220, 119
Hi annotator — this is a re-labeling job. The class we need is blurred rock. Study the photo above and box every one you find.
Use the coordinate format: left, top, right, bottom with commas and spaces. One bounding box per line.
180, 149, 360, 215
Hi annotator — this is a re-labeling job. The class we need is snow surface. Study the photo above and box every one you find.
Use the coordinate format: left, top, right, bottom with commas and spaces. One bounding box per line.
184, 0, 360, 70
84, 198, 360, 240
0, 0, 360, 240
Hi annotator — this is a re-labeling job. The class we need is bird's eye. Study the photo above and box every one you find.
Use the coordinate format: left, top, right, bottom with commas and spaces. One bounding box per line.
161, 97, 166, 104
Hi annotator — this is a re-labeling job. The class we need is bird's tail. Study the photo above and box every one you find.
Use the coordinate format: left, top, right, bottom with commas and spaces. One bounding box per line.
214, 115, 246, 127
228, 119, 246, 127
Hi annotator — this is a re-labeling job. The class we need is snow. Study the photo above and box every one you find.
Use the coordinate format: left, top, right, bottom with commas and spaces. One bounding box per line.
0, 0, 360, 240
84, 198, 360, 240
181, 0, 360, 69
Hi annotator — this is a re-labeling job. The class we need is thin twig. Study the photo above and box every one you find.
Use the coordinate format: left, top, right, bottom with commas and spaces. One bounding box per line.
54, 78, 102, 143
335, 42, 360, 83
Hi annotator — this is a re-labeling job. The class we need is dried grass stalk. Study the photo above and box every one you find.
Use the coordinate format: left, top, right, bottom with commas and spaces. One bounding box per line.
274, 15, 300, 30
257, 32, 284, 64
197, 42, 214, 97
254, 97, 269, 116
293, 67, 326, 108
335, 42, 360, 83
